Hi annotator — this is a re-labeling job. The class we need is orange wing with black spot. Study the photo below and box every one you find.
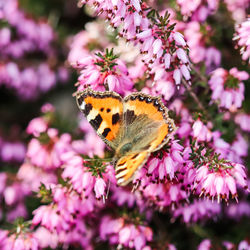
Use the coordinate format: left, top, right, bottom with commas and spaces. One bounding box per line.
123, 92, 176, 152
76, 88, 123, 148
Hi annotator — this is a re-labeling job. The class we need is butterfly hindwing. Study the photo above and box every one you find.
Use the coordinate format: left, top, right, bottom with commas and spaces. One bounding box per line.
123, 92, 176, 152
115, 151, 149, 186
76, 88, 123, 148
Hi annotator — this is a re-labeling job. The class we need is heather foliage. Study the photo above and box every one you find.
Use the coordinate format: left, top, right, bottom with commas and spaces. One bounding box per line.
0, 0, 249, 249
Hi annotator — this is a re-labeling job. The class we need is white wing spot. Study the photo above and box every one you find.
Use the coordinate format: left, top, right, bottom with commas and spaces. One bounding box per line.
80, 101, 85, 110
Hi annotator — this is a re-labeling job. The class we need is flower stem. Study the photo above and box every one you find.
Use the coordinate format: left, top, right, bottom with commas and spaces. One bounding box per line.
182, 79, 206, 112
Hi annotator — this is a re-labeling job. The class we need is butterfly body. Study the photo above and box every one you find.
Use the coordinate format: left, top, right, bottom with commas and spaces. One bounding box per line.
76, 88, 176, 186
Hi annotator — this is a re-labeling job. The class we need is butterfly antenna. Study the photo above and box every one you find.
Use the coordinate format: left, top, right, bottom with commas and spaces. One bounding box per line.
82, 158, 113, 162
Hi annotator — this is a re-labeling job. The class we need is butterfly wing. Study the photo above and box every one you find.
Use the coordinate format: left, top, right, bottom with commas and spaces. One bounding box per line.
76, 88, 123, 149
123, 92, 176, 152
114, 92, 176, 186
115, 151, 149, 186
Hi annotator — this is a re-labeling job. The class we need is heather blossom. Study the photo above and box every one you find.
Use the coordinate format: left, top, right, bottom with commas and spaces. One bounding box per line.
0, 0, 68, 100
73, 49, 133, 95
26, 130, 73, 170
99, 215, 153, 250
193, 161, 248, 202
234, 18, 250, 62
173, 200, 221, 223
78, 0, 190, 87
177, 0, 219, 21
235, 113, 250, 132
182, 21, 221, 70
208, 67, 249, 110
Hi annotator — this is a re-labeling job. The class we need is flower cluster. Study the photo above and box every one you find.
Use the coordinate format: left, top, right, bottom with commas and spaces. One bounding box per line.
0, 0, 68, 100
100, 216, 153, 250
78, 0, 190, 87
234, 18, 250, 62
208, 67, 249, 110
73, 49, 133, 95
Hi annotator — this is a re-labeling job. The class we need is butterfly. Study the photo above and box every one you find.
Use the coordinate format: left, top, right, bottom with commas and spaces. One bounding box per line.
76, 88, 176, 186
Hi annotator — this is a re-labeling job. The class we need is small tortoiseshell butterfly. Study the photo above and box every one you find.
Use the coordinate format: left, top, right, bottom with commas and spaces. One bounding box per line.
76, 88, 176, 186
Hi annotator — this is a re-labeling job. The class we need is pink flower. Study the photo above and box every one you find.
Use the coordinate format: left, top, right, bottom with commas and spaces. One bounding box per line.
234, 18, 250, 62
26, 117, 48, 137
208, 67, 249, 110
183, 21, 221, 70
94, 177, 106, 199
17, 163, 57, 193
26, 131, 73, 170
235, 113, 250, 132
192, 119, 212, 142
73, 50, 133, 95
194, 162, 248, 202
99, 216, 152, 250
0, 141, 26, 163
173, 200, 221, 223
198, 239, 212, 250
77, 0, 190, 87
5, 232, 39, 250
142, 141, 184, 182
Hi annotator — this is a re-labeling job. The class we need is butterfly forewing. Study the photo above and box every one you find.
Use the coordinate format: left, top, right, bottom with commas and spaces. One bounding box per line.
76, 88, 123, 148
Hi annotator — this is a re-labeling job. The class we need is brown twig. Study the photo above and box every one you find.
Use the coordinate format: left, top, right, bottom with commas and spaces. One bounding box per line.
182, 79, 206, 112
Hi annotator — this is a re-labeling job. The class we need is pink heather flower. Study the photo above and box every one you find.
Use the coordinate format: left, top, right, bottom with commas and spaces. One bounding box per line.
142, 141, 184, 182
77, 0, 190, 87
198, 239, 212, 250
183, 21, 221, 70
235, 113, 250, 132
228, 133, 248, 163
138, 181, 188, 209
224, 0, 249, 23
212, 132, 248, 164
67, 21, 111, 64
234, 18, 250, 62
17, 163, 57, 193
100, 216, 153, 250
73, 51, 133, 95
26, 117, 48, 137
193, 162, 248, 202
61, 148, 115, 198
94, 177, 106, 199
4, 184, 24, 206
34, 227, 58, 249
7, 203, 28, 222
4, 232, 39, 250
111, 186, 144, 209
0, 141, 26, 163
238, 240, 250, 250
154, 79, 176, 101
208, 67, 249, 110
177, 0, 219, 21
192, 119, 213, 142
26, 131, 73, 170
41, 103, 55, 113
173, 200, 221, 223
226, 201, 250, 220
